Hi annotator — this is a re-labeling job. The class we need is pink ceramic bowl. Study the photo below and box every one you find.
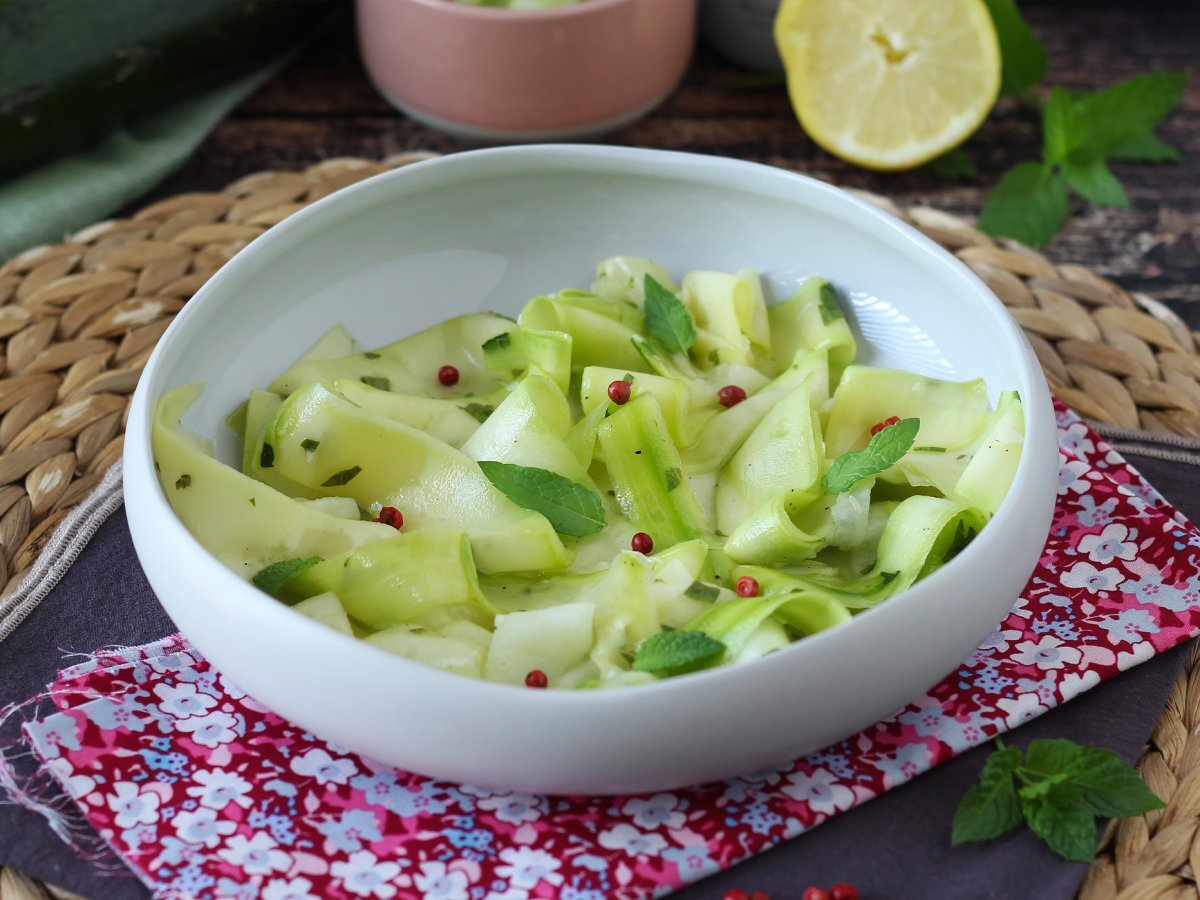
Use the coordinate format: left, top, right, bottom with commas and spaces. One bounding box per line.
356, 0, 697, 141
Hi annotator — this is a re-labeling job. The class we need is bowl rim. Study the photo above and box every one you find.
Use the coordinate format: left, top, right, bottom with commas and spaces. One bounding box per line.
379, 0, 636, 23
125, 144, 1055, 711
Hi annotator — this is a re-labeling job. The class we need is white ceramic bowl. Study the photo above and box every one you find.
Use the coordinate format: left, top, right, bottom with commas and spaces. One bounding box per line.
124, 146, 1057, 795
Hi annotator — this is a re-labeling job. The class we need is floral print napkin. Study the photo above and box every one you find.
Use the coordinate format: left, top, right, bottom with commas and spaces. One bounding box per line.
12, 400, 1200, 899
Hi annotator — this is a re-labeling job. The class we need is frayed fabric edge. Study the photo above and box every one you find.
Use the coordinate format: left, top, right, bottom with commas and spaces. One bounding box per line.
0, 690, 136, 880
0, 637, 204, 892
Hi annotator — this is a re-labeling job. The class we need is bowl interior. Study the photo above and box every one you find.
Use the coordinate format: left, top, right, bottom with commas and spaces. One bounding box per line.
152, 150, 1027, 465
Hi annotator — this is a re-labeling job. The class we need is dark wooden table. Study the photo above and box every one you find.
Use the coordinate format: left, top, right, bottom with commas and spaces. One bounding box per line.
143, 0, 1200, 323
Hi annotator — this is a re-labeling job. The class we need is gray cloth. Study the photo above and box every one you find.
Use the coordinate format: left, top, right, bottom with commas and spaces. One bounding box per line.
0, 441, 1197, 899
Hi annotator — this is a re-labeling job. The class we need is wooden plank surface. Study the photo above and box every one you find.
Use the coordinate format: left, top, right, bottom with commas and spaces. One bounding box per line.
141, 1, 1199, 317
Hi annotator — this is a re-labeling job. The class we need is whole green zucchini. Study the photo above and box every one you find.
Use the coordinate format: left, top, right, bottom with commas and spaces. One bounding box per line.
0, 0, 336, 179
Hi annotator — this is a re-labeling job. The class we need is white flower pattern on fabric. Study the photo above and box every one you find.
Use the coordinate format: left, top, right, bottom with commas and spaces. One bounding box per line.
217, 832, 291, 875
174, 710, 239, 748
780, 768, 854, 815
1012, 635, 1083, 670
153, 682, 218, 719
261, 877, 321, 900
597, 823, 668, 856
997, 692, 1050, 726
106, 782, 161, 828
186, 769, 253, 810
1058, 458, 1091, 494
1077, 524, 1138, 563
409, 860, 466, 900
475, 792, 543, 825
1060, 561, 1124, 594
495, 846, 564, 889
621, 793, 686, 830
290, 747, 358, 785
172, 807, 236, 848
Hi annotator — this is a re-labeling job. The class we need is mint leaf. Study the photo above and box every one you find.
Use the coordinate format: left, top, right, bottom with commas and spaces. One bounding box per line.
1022, 738, 1080, 784
818, 282, 845, 324
1024, 741, 1163, 818
952, 745, 1023, 844
321, 465, 362, 487
823, 417, 920, 493
461, 403, 495, 423
643, 275, 696, 355
1062, 159, 1129, 208
978, 162, 1069, 247
253, 556, 322, 595
1042, 86, 1078, 165
685, 581, 721, 602
1109, 131, 1180, 164
982, 0, 1047, 98
1020, 793, 1097, 862
953, 738, 1163, 861
632, 631, 725, 677
921, 147, 978, 180
479, 461, 605, 537
360, 376, 390, 391
1069, 72, 1188, 162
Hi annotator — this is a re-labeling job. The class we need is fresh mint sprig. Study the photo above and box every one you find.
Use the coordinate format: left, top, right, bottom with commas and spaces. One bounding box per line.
823, 417, 919, 493
938, 0, 1187, 247
643, 275, 697, 355
953, 738, 1163, 861
479, 461, 605, 537
632, 630, 726, 677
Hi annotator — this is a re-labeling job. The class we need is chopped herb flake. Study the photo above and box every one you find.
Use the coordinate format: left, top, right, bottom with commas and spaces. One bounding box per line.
685, 581, 721, 602
252, 556, 322, 595
483, 332, 512, 351
914, 446, 947, 453
461, 403, 495, 423
708, 348, 720, 365
665, 467, 682, 492
322, 465, 362, 487
174, 474, 191, 489
818, 282, 846, 324
360, 376, 390, 391
249, 497, 256, 506
301, 439, 321, 453
259, 444, 275, 469
363, 352, 381, 360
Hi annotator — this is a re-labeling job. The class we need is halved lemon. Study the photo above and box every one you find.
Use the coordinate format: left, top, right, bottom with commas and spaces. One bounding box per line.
774, 0, 1001, 170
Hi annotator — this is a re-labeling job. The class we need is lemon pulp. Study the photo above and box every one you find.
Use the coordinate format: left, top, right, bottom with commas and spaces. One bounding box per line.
774, 0, 1001, 170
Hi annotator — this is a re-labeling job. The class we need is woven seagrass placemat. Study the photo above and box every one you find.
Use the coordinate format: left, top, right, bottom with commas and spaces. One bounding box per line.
1, 152, 1199, 900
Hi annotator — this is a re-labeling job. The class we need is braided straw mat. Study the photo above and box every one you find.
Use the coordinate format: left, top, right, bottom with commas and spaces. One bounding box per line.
3, 152, 1200, 900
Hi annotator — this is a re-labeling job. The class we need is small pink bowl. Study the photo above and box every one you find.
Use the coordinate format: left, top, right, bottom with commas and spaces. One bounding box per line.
356, 0, 697, 141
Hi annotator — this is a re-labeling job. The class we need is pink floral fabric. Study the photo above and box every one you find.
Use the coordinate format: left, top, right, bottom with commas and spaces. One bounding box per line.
20, 401, 1200, 899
